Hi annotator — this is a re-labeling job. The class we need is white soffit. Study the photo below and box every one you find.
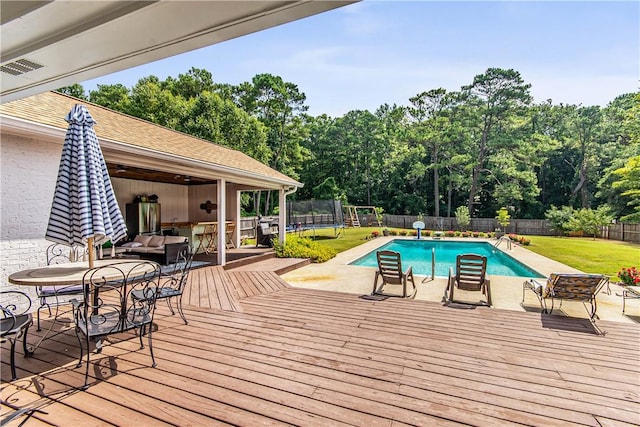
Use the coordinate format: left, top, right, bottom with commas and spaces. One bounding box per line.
0, 0, 356, 103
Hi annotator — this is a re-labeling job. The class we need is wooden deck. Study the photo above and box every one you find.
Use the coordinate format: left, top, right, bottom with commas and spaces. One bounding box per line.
2, 266, 639, 426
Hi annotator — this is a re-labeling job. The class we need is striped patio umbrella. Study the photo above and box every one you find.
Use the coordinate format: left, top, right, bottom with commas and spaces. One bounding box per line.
45, 104, 127, 267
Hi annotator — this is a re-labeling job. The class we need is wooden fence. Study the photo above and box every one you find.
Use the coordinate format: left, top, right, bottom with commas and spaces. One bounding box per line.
239, 215, 640, 243
601, 222, 640, 243
382, 215, 640, 243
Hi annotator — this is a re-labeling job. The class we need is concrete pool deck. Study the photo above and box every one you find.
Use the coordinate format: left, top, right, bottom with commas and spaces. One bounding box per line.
282, 236, 640, 325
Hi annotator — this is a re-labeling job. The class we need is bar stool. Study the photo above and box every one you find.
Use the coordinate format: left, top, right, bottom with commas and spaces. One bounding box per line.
225, 222, 236, 249
195, 223, 217, 254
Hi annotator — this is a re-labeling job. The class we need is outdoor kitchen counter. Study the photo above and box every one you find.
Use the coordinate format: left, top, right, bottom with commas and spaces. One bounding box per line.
161, 222, 220, 247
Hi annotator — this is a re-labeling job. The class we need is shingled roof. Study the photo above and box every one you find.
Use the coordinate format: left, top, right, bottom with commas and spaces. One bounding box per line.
0, 91, 301, 188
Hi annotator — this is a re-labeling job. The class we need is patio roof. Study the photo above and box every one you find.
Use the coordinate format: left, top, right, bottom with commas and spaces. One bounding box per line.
0, 1, 356, 103
0, 91, 302, 190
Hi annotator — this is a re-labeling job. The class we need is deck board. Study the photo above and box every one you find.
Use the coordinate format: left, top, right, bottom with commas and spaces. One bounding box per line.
2, 267, 639, 426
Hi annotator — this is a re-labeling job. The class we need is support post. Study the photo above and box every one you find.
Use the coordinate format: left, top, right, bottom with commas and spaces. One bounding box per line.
217, 178, 226, 266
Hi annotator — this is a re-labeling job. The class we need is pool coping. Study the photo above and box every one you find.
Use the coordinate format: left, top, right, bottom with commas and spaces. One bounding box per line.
281, 236, 637, 324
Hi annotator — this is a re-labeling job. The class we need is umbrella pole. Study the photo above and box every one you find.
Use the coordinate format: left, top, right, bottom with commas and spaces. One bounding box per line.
88, 236, 95, 268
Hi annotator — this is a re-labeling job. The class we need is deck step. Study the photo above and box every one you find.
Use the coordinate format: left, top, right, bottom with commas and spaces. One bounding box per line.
223, 251, 275, 270
226, 256, 310, 275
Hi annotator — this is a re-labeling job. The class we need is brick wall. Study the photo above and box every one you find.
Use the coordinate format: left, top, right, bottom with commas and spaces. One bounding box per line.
1, 132, 60, 293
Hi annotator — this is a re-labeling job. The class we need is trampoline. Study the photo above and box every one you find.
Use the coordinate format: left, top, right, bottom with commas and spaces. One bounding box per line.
287, 200, 345, 238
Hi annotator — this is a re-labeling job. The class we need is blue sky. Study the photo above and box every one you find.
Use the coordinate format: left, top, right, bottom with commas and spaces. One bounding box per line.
82, 1, 639, 117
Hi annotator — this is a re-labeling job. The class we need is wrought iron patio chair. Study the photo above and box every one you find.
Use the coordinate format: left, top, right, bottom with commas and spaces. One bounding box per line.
36, 243, 84, 331
372, 250, 417, 299
132, 244, 193, 324
1, 291, 34, 381
447, 253, 492, 307
72, 260, 161, 389
522, 273, 609, 320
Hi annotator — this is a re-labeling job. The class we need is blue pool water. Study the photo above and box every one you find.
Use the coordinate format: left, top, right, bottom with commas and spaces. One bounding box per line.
350, 239, 544, 278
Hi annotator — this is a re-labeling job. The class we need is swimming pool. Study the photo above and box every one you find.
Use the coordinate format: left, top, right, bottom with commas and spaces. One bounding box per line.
350, 239, 544, 278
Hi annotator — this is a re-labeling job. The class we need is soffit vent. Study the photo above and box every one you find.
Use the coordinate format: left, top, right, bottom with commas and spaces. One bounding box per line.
1, 59, 44, 76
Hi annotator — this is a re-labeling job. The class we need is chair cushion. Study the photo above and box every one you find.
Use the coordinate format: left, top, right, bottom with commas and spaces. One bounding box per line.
39, 284, 84, 296
147, 235, 165, 247
133, 235, 153, 246
121, 241, 143, 248
164, 236, 186, 245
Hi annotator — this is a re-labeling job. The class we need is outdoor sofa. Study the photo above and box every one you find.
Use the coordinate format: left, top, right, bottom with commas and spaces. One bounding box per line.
116, 234, 188, 265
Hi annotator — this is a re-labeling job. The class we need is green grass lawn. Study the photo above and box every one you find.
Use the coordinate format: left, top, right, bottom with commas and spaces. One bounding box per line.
290, 226, 382, 253
522, 236, 639, 279
284, 227, 639, 280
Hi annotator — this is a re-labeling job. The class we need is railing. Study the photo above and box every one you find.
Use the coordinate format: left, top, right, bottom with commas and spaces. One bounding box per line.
422, 247, 435, 283
494, 235, 512, 250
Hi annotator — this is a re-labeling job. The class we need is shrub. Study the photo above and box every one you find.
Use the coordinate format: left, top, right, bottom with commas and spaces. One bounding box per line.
389, 229, 398, 236
272, 236, 337, 263
472, 231, 480, 238
409, 230, 418, 236
461, 231, 470, 237
454, 231, 461, 237
454, 206, 470, 231
445, 230, 455, 237
566, 206, 614, 239
545, 205, 574, 234
423, 230, 432, 236
618, 267, 640, 286
371, 230, 380, 238
399, 230, 408, 236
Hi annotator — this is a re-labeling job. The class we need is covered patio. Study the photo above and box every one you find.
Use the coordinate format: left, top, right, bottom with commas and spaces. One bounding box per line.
0, 90, 301, 275
2, 267, 638, 426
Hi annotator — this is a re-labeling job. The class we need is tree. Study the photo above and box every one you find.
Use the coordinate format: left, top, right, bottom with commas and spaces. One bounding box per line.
231, 73, 310, 214
163, 67, 214, 99
565, 106, 603, 208
566, 206, 613, 239
544, 205, 574, 235
89, 83, 131, 112
312, 177, 346, 202
613, 155, 640, 222
127, 76, 186, 129
460, 68, 532, 215
454, 206, 470, 231
56, 83, 87, 99
495, 207, 511, 231
407, 88, 454, 217
594, 93, 640, 218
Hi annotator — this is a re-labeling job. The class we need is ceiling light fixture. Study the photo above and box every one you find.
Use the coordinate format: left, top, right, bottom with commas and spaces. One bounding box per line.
115, 164, 126, 173
183, 175, 191, 182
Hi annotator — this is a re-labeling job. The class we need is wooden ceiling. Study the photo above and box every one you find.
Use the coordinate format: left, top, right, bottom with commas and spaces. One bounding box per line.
106, 163, 213, 186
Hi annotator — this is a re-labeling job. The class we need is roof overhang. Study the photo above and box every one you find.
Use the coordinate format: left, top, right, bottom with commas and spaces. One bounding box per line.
0, 0, 355, 103
1, 114, 303, 190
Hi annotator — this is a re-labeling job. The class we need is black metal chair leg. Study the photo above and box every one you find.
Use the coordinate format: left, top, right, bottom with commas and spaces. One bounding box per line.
147, 327, 157, 368
176, 297, 188, 325
165, 298, 175, 315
